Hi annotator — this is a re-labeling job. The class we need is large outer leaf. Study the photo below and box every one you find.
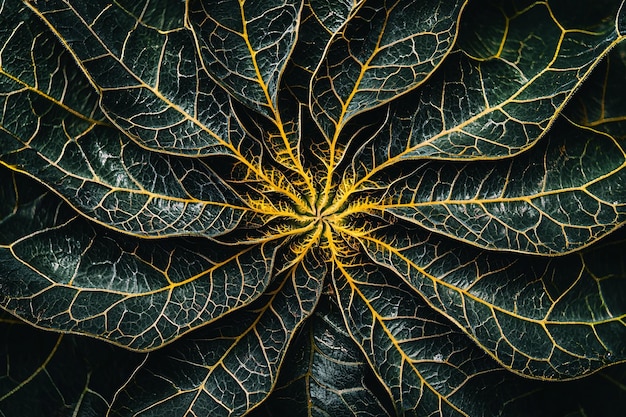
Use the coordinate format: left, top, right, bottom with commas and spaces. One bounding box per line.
363, 32, 626, 255
187, 0, 319, 199
24, 0, 247, 157
350, 219, 626, 379
370, 118, 626, 254
0, 2, 250, 238
330, 252, 542, 416
0, 312, 145, 417
24, 0, 316, 212
0, 128, 248, 238
187, 0, 302, 118
341, 0, 625, 202
309, 0, 466, 143
110, 250, 326, 416
0, 170, 278, 350
251, 296, 394, 416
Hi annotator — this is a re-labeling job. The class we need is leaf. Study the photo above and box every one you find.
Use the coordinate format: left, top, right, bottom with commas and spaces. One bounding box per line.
566, 40, 626, 137
187, 0, 322, 202
367, 117, 626, 255
350, 218, 626, 379
187, 0, 302, 118
109, 249, 326, 416
310, 0, 466, 143
0, 311, 145, 417
0, 170, 279, 350
342, 0, 625, 196
25, 0, 244, 157
330, 252, 543, 416
251, 295, 394, 416
0, 2, 106, 123
0, 1, 250, 239
0, 127, 249, 238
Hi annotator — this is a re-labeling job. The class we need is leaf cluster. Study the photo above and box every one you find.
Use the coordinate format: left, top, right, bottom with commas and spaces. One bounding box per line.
2, 0, 626, 415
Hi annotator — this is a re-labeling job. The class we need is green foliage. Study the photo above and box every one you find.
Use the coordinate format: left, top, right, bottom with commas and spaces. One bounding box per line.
2, 0, 626, 415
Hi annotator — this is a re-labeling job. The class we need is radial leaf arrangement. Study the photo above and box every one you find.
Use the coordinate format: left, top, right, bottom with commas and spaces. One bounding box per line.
2, 0, 626, 415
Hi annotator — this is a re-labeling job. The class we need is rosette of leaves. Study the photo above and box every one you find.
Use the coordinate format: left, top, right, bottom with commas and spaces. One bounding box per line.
2, 0, 626, 415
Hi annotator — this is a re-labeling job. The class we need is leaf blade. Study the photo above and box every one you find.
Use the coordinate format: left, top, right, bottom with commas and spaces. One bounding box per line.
330, 252, 543, 416
370, 118, 626, 254
0, 2, 253, 238
0, 170, 278, 350
342, 0, 625, 201
350, 220, 626, 379
187, 0, 302, 118
26, 0, 243, 157
251, 295, 394, 416
109, 249, 326, 416
310, 0, 466, 142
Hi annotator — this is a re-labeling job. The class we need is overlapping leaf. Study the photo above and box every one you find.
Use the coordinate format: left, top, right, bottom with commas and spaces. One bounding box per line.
343, 0, 625, 199
0, 311, 145, 417
0, 169, 281, 350
110, 250, 326, 416
331, 252, 543, 416
310, 0, 466, 143
365, 41, 626, 255
379, 121, 626, 254
566, 41, 626, 137
251, 296, 394, 416
350, 219, 626, 379
0, 2, 251, 238
187, 0, 302, 118
25, 0, 244, 157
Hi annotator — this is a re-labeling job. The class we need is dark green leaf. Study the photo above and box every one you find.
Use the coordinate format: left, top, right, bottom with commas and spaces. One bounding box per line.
0, 311, 145, 417
3, 0, 626, 415
109, 250, 326, 416
330, 252, 543, 416
310, 0, 466, 143
0, 1, 249, 238
188, 0, 302, 118
252, 295, 394, 416
353, 219, 626, 379
342, 0, 624, 196
26, 0, 244, 156
0, 170, 278, 350
372, 118, 626, 254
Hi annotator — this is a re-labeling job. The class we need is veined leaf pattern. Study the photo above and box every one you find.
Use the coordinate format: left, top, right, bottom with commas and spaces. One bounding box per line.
331, 252, 546, 416
375, 118, 626, 254
343, 0, 625, 200
24, 0, 247, 157
109, 249, 325, 415
0, 312, 146, 417
0, 1, 250, 238
2, 0, 626, 415
310, 0, 466, 141
0, 170, 279, 350
250, 296, 394, 416
353, 220, 626, 379
188, 0, 302, 118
